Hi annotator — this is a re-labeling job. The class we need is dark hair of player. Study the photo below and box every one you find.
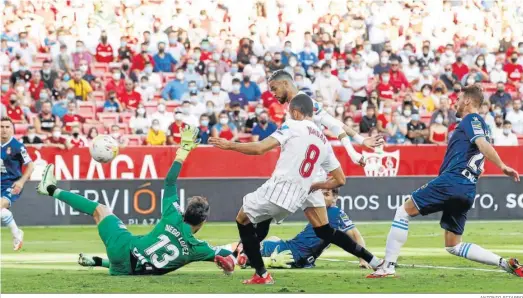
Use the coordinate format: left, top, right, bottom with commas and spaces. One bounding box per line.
332, 187, 340, 195
462, 85, 484, 107
184, 196, 210, 226
288, 94, 313, 117
267, 69, 293, 83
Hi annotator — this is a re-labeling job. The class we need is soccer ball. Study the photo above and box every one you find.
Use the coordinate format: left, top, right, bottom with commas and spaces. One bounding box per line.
90, 135, 119, 163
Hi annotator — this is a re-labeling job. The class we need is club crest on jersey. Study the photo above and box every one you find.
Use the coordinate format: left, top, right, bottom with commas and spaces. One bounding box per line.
6, 147, 11, 155
362, 149, 400, 177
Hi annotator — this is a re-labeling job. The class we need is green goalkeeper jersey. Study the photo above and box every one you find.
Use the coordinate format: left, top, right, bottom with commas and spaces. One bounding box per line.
129, 162, 227, 275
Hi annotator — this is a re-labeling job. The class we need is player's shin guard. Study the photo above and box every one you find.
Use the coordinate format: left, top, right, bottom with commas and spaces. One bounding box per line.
237, 221, 266, 277
52, 189, 99, 216
314, 224, 381, 268
1, 208, 19, 235
384, 205, 411, 265
446, 242, 502, 266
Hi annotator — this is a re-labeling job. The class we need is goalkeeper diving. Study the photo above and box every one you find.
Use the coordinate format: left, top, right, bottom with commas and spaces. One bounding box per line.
234, 187, 371, 269
37, 126, 236, 275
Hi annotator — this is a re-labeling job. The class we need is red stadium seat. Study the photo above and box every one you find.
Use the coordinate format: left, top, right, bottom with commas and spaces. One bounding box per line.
120, 112, 133, 123
35, 53, 51, 63
77, 102, 97, 118
153, 94, 163, 101
1, 71, 10, 82
92, 91, 105, 102
98, 113, 120, 126
14, 123, 30, 135
162, 72, 176, 83
93, 63, 109, 75
116, 123, 130, 134
144, 101, 158, 114
82, 123, 106, 135
126, 135, 144, 146
238, 133, 252, 143
165, 101, 180, 112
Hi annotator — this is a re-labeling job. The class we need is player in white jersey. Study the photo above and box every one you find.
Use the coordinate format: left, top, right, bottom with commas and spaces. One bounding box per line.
210, 95, 383, 285
267, 70, 384, 166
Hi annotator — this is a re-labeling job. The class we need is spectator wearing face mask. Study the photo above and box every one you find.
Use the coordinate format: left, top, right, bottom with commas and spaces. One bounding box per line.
141, 61, 162, 90
162, 69, 188, 101
376, 73, 394, 101
361, 41, 379, 68
68, 69, 93, 101
313, 64, 341, 105
46, 126, 70, 149
359, 105, 377, 134
105, 65, 125, 94
439, 64, 459, 90
95, 32, 114, 63
103, 90, 121, 112
22, 126, 43, 146
6, 96, 26, 124
251, 111, 277, 141
184, 58, 205, 89
117, 37, 133, 62
494, 120, 518, 146
245, 104, 264, 133
344, 53, 373, 108
179, 101, 198, 127
153, 42, 177, 73
118, 80, 141, 110
403, 55, 421, 87
10, 62, 32, 86
504, 53, 523, 85
428, 114, 448, 145
281, 41, 297, 66
131, 43, 155, 72
491, 114, 504, 138
451, 55, 469, 81
462, 66, 487, 86
209, 51, 229, 77
146, 119, 167, 146
135, 76, 155, 101
220, 62, 241, 92
166, 32, 186, 62
72, 40, 93, 70
400, 102, 414, 127
416, 66, 434, 91
40, 60, 58, 89
197, 114, 211, 145
242, 55, 266, 85
228, 78, 248, 109
228, 102, 248, 131
151, 102, 174, 132
62, 101, 99, 133
489, 82, 512, 110
298, 45, 318, 70
211, 111, 238, 141
239, 71, 261, 103
506, 99, 523, 134
490, 62, 508, 84
269, 52, 285, 72
414, 84, 436, 113
67, 125, 88, 148
54, 44, 73, 75
478, 102, 496, 131
377, 101, 393, 133
110, 124, 128, 147
385, 111, 408, 144
407, 111, 428, 144
430, 96, 456, 127
237, 41, 254, 71
374, 52, 390, 76
130, 104, 151, 135
28, 71, 45, 101
388, 58, 409, 92
34, 101, 60, 136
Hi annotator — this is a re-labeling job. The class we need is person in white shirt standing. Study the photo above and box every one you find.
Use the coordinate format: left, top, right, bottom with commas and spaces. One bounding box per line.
494, 120, 519, 146
343, 53, 373, 108
210, 95, 383, 284
489, 62, 508, 84
313, 64, 342, 106
505, 99, 523, 135
361, 40, 379, 68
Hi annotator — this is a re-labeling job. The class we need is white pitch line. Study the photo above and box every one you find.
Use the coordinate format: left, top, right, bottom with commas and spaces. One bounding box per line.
319, 258, 505, 273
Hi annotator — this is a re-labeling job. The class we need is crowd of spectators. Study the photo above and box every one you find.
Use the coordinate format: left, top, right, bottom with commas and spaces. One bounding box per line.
1, 0, 523, 148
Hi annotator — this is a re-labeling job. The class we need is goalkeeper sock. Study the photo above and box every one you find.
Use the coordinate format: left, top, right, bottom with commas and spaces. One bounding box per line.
384, 205, 411, 266
92, 256, 110, 268
52, 189, 99, 216
237, 221, 266, 277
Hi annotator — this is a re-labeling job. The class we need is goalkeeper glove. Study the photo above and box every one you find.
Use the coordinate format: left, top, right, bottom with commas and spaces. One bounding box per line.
176, 126, 200, 162
267, 247, 295, 269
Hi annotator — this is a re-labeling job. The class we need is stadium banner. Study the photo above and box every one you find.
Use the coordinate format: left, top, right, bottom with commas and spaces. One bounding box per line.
12, 177, 523, 225
25, 145, 523, 180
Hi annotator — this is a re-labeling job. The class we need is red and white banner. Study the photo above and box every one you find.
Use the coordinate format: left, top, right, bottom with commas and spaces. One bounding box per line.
26, 145, 523, 180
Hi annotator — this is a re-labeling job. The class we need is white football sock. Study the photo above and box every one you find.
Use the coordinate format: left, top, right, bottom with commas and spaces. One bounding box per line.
1, 208, 20, 236
446, 242, 502, 266
384, 204, 411, 266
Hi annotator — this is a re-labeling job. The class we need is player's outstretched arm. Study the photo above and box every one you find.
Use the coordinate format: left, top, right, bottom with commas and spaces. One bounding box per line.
164, 126, 199, 199
209, 136, 280, 155
309, 167, 346, 193
475, 137, 520, 182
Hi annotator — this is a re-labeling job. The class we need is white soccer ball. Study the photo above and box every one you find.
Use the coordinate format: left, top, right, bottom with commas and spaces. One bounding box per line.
90, 135, 119, 163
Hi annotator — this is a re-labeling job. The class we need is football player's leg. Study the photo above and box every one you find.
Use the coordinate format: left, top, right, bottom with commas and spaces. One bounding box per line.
1, 196, 23, 251
78, 253, 110, 268
236, 207, 269, 279
304, 206, 382, 269
441, 203, 522, 276
38, 164, 99, 216
383, 198, 418, 267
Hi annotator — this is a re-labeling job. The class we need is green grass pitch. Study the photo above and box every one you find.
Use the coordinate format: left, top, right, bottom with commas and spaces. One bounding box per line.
1, 221, 522, 293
